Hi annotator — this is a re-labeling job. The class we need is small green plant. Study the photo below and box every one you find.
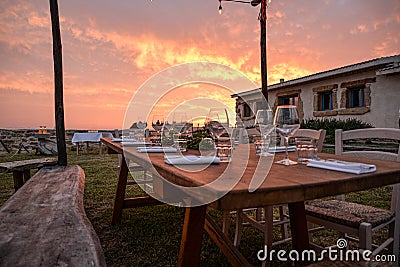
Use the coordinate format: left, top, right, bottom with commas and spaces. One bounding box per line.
301, 118, 373, 144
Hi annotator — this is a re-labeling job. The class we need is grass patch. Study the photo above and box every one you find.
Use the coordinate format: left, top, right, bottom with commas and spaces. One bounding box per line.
0, 149, 395, 266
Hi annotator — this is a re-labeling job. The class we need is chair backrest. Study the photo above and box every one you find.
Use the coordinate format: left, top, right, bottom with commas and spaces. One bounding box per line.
335, 128, 400, 162
335, 128, 400, 210
282, 129, 326, 152
294, 129, 326, 153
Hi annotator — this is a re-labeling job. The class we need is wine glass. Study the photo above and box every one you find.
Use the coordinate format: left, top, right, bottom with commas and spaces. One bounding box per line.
136, 119, 147, 130
254, 109, 275, 156
204, 108, 229, 141
172, 112, 188, 133
171, 112, 190, 150
129, 118, 147, 141
273, 105, 300, 165
151, 114, 164, 146
151, 115, 164, 132
173, 113, 193, 137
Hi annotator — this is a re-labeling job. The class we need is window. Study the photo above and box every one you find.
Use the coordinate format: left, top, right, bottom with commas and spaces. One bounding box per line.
255, 101, 264, 112
312, 84, 338, 116
348, 86, 365, 108
279, 94, 299, 106
320, 91, 332, 110
242, 103, 252, 117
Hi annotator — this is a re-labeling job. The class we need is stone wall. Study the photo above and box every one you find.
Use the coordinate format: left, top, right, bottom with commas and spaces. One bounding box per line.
0, 129, 114, 154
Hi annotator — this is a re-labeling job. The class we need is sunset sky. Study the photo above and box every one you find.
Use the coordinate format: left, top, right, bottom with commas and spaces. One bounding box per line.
1, 0, 399, 129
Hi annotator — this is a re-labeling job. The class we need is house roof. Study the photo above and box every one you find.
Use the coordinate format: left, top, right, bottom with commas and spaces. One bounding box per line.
231, 54, 400, 98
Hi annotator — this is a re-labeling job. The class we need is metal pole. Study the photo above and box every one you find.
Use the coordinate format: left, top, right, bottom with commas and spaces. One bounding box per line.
49, 0, 67, 166
260, 0, 268, 102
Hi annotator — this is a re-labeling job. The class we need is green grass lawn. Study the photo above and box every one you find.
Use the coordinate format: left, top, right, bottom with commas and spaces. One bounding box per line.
0, 148, 394, 266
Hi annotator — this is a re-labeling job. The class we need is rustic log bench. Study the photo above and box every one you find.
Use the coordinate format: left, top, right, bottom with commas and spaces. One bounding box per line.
0, 165, 106, 267
0, 157, 58, 191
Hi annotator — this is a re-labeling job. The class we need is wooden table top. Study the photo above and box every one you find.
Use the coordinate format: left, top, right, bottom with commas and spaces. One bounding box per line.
102, 138, 400, 211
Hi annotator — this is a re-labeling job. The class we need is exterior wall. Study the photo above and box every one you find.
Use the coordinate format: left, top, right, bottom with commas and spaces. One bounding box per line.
361, 73, 399, 128
236, 69, 400, 128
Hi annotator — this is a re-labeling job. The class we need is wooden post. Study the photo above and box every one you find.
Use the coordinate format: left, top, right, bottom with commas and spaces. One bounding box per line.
49, 0, 67, 166
260, 0, 268, 102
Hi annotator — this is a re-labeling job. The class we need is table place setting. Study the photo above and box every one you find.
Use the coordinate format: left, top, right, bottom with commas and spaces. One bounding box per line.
306, 159, 376, 174
164, 155, 220, 165
137, 146, 178, 153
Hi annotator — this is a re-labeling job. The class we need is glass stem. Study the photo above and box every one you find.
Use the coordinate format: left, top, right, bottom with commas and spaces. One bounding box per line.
284, 136, 289, 160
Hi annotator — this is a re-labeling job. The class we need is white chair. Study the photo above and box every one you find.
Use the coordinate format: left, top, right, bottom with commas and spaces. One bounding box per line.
306, 128, 400, 262
232, 128, 327, 251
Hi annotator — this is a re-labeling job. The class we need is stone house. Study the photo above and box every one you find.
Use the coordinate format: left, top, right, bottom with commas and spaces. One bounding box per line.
232, 54, 400, 128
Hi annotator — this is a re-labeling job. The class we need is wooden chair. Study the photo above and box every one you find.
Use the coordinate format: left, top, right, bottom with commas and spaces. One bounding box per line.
280, 128, 326, 152
306, 128, 400, 263
232, 128, 326, 252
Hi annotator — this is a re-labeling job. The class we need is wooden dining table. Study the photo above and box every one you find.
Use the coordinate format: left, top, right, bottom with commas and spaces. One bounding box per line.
101, 138, 400, 266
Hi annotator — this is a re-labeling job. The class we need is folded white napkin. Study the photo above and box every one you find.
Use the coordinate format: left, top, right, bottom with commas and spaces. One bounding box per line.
113, 138, 140, 142
164, 155, 220, 165
121, 141, 150, 147
268, 146, 296, 153
137, 146, 178, 153
307, 159, 376, 174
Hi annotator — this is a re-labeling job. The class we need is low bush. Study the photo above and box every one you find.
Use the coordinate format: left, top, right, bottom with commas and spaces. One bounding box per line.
301, 118, 373, 144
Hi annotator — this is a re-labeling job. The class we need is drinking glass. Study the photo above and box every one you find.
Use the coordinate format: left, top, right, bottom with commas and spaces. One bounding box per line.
204, 108, 231, 162
273, 105, 300, 165
254, 109, 275, 156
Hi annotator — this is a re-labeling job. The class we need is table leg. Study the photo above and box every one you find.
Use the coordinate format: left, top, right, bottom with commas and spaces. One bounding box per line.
13, 171, 24, 192
23, 170, 31, 182
86, 142, 89, 154
111, 154, 129, 224
288, 201, 310, 252
76, 143, 79, 156
178, 206, 207, 267
99, 142, 102, 155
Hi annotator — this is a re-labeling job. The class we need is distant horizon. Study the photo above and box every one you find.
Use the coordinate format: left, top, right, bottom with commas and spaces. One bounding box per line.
1, 0, 399, 129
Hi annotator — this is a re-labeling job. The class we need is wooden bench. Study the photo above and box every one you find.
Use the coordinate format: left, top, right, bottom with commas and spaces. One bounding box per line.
0, 165, 106, 267
0, 158, 58, 191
